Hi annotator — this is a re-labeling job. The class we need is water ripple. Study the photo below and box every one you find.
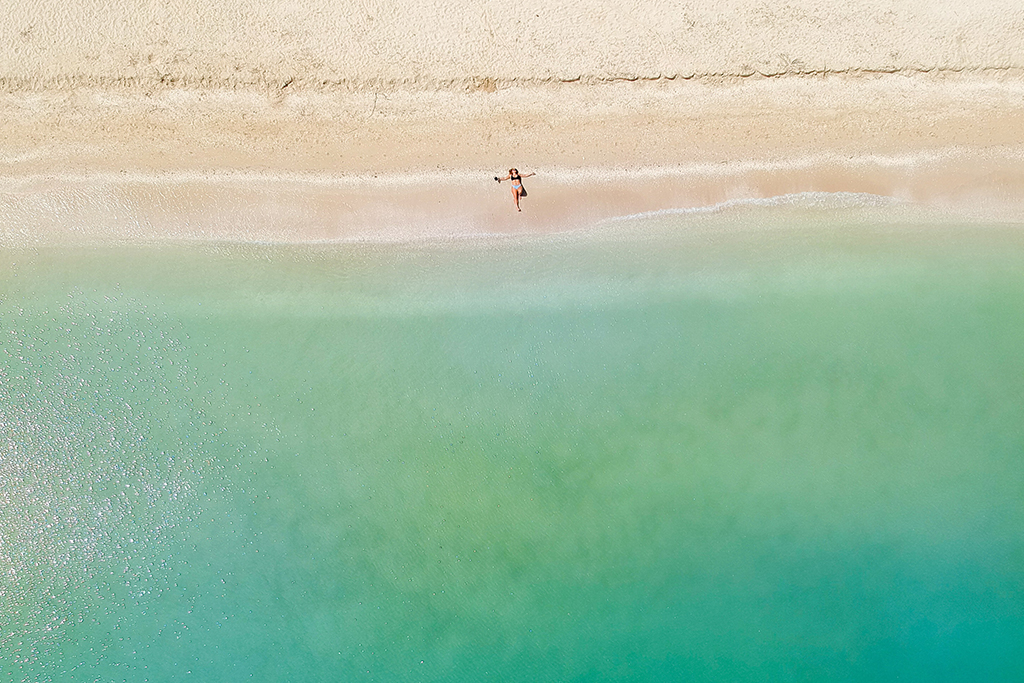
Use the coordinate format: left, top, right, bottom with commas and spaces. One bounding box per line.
0, 291, 213, 680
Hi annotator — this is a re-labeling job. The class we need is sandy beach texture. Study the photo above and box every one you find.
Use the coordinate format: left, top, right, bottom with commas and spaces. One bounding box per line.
2, 0, 1024, 241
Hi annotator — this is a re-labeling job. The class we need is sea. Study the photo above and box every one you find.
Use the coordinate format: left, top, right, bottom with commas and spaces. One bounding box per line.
2, 195, 1023, 682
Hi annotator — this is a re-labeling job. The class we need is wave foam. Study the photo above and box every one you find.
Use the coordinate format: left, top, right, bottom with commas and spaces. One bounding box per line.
606, 191, 908, 224
2, 146, 1023, 246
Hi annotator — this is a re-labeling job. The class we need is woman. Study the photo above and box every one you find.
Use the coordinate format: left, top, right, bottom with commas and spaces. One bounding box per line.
495, 168, 535, 211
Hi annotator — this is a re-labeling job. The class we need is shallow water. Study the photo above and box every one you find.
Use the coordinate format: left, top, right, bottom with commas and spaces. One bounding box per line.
2, 207, 1024, 682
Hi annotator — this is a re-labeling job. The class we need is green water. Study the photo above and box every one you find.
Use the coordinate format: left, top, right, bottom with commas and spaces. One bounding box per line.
2, 211, 1024, 682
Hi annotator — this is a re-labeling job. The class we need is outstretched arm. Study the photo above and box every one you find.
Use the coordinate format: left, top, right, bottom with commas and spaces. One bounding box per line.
523, 172, 536, 178
496, 173, 511, 182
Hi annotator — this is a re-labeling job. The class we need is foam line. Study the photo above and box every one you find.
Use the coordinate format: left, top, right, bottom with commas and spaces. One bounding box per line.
604, 192, 907, 224
2, 145, 1024, 189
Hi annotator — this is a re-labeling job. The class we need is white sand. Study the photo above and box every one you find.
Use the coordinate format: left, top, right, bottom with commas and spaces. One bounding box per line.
4, 0, 1023, 87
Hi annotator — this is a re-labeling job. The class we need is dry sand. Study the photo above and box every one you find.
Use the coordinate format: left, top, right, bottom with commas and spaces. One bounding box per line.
2, 0, 1024, 241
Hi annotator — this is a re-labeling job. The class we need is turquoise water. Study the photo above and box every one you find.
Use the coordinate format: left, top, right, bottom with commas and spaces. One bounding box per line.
2, 207, 1024, 682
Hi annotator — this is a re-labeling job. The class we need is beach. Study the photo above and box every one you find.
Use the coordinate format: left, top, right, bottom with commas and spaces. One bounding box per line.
3, 0, 1024, 240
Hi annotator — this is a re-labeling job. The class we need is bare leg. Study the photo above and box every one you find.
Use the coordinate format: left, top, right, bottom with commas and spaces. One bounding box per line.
512, 188, 521, 211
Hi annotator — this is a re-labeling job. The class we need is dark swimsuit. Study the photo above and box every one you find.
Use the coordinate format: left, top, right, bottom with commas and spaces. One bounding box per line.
510, 173, 522, 189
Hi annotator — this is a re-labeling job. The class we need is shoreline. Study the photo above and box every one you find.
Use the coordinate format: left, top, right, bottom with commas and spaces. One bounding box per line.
4, 146, 1024, 246
3, 73, 1024, 244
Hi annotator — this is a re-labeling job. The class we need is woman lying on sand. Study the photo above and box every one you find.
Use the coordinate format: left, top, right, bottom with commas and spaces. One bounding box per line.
495, 168, 535, 211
